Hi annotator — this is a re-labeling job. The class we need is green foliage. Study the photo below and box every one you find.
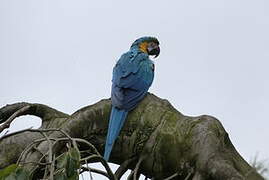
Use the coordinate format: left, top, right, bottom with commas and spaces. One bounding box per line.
0, 164, 17, 179
0, 147, 81, 180
54, 147, 80, 180
0, 164, 30, 180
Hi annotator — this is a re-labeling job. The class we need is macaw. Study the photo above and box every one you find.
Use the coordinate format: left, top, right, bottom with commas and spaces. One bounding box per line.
104, 36, 160, 161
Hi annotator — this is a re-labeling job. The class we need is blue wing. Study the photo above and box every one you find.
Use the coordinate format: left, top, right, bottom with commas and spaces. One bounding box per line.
104, 50, 154, 160
111, 50, 154, 111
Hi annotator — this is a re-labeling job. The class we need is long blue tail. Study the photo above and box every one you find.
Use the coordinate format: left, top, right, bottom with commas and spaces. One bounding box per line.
104, 106, 128, 161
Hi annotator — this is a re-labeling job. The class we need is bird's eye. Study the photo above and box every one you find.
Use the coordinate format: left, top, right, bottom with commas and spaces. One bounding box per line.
149, 42, 155, 47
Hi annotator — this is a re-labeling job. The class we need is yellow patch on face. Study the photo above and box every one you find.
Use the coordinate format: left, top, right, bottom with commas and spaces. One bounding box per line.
139, 42, 148, 53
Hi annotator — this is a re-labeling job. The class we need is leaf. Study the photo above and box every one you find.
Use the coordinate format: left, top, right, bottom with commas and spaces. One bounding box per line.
56, 153, 69, 169
0, 164, 17, 179
55, 147, 80, 180
66, 148, 80, 177
0, 165, 30, 180
69, 148, 80, 162
67, 173, 79, 180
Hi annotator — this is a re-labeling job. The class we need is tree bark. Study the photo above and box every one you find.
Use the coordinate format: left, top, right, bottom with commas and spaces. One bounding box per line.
0, 94, 264, 180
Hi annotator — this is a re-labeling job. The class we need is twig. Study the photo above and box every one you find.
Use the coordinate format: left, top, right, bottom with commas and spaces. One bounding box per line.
41, 132, 54, 180
83, 155, 116, 180
2, 128, 100, 156
85, 160, 93, 180
115, 157, 137, 179
43, 163, 49, 180
127, 170, 134, 180
10, 128, 112, 179
184, 172, 192, 180
0, 105, 31, 133
18, 136, 98, 165
0, 127, 33, 141
20, 161, 51, 166
80, 166, 109, 179
133, 156, 145, 180
163, 172, 179, 180
17, 141, 40, 164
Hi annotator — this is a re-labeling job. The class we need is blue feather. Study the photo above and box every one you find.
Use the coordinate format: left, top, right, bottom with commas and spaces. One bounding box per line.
111, 52, 154, 111
104, 107, 128, 161
104, 37, 157, 161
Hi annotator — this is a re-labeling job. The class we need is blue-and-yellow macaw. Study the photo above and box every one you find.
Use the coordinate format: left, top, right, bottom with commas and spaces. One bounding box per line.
104, 36, 160, 161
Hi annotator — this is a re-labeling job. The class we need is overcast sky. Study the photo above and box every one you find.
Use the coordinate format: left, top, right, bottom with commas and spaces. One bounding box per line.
1, 0, 268, 178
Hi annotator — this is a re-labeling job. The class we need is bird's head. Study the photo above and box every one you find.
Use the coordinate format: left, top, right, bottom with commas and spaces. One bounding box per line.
131, 36, 160, 58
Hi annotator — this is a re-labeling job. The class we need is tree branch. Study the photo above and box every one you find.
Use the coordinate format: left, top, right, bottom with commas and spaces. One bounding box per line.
115, 157, 137, 179
0, 94, 265, 180
0, 105, 31, 133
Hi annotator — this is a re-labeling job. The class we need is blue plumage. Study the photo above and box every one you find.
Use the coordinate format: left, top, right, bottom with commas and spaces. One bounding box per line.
104, 107, 128, 160
104, 37, 160, 161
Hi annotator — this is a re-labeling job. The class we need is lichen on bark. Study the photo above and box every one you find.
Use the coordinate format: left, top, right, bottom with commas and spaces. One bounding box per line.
0, 93, 264, 180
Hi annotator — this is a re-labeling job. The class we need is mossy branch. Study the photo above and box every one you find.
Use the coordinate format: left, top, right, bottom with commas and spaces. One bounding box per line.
0, 94, 264, 180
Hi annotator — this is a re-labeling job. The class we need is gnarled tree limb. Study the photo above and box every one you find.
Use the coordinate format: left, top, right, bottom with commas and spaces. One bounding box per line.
0, 94, 264, 179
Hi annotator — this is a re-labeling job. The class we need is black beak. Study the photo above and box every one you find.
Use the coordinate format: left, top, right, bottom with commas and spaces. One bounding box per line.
148, 46, 160, 58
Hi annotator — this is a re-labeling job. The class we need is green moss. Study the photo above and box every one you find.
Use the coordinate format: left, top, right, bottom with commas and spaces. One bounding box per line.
2, 144, 22, 167
103, 103, 111, 116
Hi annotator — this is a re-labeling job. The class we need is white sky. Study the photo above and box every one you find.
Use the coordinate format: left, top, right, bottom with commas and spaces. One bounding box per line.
0, 0, 268, 179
